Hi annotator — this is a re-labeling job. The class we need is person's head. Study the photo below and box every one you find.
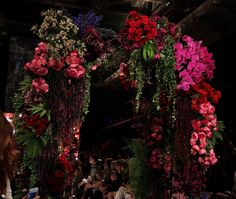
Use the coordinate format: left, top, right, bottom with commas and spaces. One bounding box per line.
0, 109, 16, 194
95, 169, 104, 181
0, 111, 13, 158
89, 154, 98, 165
104, 158, 112, 170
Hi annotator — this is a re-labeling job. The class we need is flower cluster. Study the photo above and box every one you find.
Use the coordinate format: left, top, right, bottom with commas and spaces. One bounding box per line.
25, 42, 86, 82
24, 42, 48, 75
73, 10, 103, 35
64, 50, 85, 79
175, 35, 215, 91
191, 82, 221, 111
31, 9, 86, 58
151, 15, 181, 52
189, 81, 223, 168
32, 78, 49, 93
123, 10, 158, 48
190, 102, 218, 167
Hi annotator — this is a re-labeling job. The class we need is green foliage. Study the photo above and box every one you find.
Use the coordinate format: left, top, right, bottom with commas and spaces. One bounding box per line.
142, 40, 156, 61
153, 35, 177, 122
12, 78, 31, 114
129, 49, 146, 112
28, 103, 51, 120
82, 66, 91, 120
128, 139, 151, 199
207, 120, 224, 149
18, 77, 32, 91
16, 131, 42, 159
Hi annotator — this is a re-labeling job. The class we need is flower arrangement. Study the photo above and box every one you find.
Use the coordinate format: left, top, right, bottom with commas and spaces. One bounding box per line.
119, 10, 181, 115
119, 10, 224, 198
12, 8, 102, 198
12, 8, 224, 199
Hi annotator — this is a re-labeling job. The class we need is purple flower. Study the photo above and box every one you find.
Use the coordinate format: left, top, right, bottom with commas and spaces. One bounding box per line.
73, 10, 103, 35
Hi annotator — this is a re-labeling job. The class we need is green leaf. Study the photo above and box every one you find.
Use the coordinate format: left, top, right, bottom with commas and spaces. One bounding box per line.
18, 78, 32, 91
142, 40, 156, 61
28, 103, 50, 119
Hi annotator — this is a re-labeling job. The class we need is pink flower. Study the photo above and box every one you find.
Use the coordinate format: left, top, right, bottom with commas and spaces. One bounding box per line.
208, 105, 215, 115
191, 132, 198, 140
91, 65, 98, 71
211, 157, 218, 165
199, 148, 206, 155
190, 138, 196, 146
191, 145, 200, 155
175, 35, 215, 91
199, 138, 207, 148
32, 78, 49, 93
198, 132, 206, 140
48, 58, 56, 67
38, 42, 47, 52
65, 68, 78, 78
207, 131, 213, 138
36, 67, 48, 75
64, 66, 85, 79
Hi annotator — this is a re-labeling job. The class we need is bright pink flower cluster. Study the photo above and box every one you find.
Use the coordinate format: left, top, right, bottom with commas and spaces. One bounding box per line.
32, 77, 49, 93
190, 102, 218, 167
64, 50, 85, 79
24, 42, 48, 75
174, 35, 215, 91
124, 10, 158, 47
24, 42, 86, 80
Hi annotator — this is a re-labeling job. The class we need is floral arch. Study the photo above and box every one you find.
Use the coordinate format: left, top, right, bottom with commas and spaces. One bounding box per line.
12, 8, 224, 199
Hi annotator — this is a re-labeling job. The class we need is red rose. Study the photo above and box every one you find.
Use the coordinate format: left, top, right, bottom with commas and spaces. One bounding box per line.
150, 21, 157, 27
136, 20, 142, 27
129, 10, 138, 18
134, 35, 141, 42
128, 34, 132, 41
141, 16, 149, 25
144, 25, 151, 31
128, 20, 137, 28
146, 33, 154, 40
135, 28, 143, 35
151, 28, 158, 36
128, 27, 136, 34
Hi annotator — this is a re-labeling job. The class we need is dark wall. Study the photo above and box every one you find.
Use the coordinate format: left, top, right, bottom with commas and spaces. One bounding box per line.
0, 36, 9, 111
206, 30, 236, 193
